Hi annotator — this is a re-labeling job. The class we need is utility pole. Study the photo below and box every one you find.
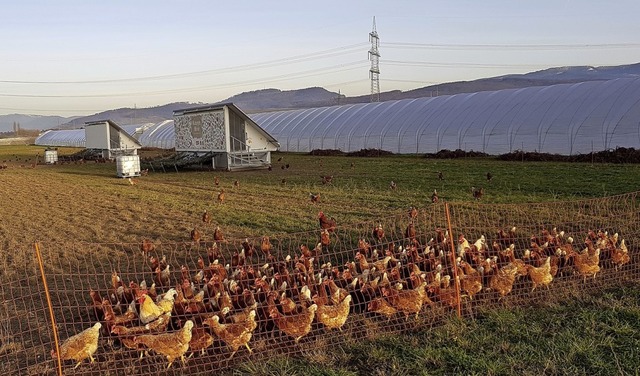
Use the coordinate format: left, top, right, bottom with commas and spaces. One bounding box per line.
369, 16, 380, 102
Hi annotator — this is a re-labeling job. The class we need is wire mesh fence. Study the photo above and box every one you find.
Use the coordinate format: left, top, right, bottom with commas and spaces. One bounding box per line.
1, 192, 639, 375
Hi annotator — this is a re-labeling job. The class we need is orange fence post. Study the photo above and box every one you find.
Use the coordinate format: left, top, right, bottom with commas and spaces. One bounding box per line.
34, 242, 63, 376
444, 203, 462, 318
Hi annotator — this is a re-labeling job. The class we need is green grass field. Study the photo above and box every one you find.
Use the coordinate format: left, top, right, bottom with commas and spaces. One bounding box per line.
1, 145, 639, 375
233, 285, 640, 376
1, 144, 639, 247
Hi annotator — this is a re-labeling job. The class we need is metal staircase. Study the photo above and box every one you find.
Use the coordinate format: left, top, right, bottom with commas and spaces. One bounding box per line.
228, 136, 270, 170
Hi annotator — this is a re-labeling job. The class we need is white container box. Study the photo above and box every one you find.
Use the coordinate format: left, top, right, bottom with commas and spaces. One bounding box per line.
44, 149, 58, 164
116, 155, 141, 178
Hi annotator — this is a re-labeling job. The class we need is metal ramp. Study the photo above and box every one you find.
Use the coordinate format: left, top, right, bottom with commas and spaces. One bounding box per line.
228, 150, 270, 170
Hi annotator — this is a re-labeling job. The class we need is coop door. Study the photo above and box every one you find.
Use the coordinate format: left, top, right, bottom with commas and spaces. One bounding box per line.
228, 111, 246, 151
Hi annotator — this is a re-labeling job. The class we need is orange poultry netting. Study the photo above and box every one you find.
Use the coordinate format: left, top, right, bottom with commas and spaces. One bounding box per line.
1, 192, 639, 375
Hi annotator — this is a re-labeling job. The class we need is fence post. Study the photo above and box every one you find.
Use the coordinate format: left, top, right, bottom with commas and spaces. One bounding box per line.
444, 203, 462, 318
34, 242, 63, 376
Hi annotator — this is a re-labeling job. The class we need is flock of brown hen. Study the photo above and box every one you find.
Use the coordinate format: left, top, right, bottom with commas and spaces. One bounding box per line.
55, 202, 632, 370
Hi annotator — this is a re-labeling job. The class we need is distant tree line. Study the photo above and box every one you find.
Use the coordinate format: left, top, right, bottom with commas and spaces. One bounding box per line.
0, 127, 40, 138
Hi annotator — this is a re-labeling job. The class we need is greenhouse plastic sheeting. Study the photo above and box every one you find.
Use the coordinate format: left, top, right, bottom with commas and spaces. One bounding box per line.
34, 129, 86, 148
250, 77, 640, 155
135, 120, 175, 149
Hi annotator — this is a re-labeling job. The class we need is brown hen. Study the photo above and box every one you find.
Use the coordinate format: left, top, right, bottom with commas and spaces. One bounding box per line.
203, 310, 257, 359
428, 275, 458, 308
320, 229, 331, 246
190, 227, 201, 243
111, 324, 150, 358
525, 256, 553, 292
314, 294, 351, 331
187, 326, 214, 357
269, 302, 318, 343
611, 239, 630, 271
405, 222, 416, 240
372, 223, 385, 241
202, 210, 211, 224
261, 236, 273, 257
458, 261, 483, 300
213, 226, 226, 243
141, 238, 155, 254
367, 297, 397, 320
382, 280, 429, 319
570, 242, 601, 283
51, 322, 101, 369
488, 263, 519, 299
318, 211, 337, 232
133, 320, 194, 369
102, 299, 137, 332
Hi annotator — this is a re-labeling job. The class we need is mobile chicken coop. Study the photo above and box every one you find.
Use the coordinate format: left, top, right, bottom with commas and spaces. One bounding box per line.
172, 103, 279, 171
85, 120, 142, 177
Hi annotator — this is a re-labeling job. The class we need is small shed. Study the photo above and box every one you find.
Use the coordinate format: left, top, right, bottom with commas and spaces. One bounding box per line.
173, 103, 279, 170
85, 120, 142, 159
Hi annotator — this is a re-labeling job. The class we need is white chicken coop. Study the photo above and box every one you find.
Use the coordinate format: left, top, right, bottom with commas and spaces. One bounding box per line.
173, 103, 279, 171
85, 120, 142, 177
84, 120, 142, 160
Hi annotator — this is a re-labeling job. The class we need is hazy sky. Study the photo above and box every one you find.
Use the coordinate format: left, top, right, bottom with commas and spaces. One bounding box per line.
1, 0, 639, 116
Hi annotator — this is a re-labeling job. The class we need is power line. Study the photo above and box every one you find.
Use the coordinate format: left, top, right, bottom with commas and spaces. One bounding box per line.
384, 78, 439, 85
383, 60, 552, 69
383, 41, 640, 50
323, 79, 369, 88
2, 41, 635, 87
0, 60, 369, 98
0, 78, 371, 114
0, 106, 100, 113
0, 42, 369, 85
196, 61, 369, 93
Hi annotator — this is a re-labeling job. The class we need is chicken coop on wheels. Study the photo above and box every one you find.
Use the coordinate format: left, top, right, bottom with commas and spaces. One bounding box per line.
84, 120, 142, 178
172, 103, 279, 171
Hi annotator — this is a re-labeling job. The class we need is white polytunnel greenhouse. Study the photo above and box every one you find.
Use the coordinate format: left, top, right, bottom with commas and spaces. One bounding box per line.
35, 77, 640, 155
34, 128, 86, 148
250, 77, 640, 155
132, 120, 176, 149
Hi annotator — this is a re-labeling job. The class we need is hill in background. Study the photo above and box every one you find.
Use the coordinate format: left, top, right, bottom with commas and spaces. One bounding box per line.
57, 102, 195, 129
341, 62, 640, 104
1, 62, 639, 132
221, 87, 342, 112
0, 114, 79, 133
